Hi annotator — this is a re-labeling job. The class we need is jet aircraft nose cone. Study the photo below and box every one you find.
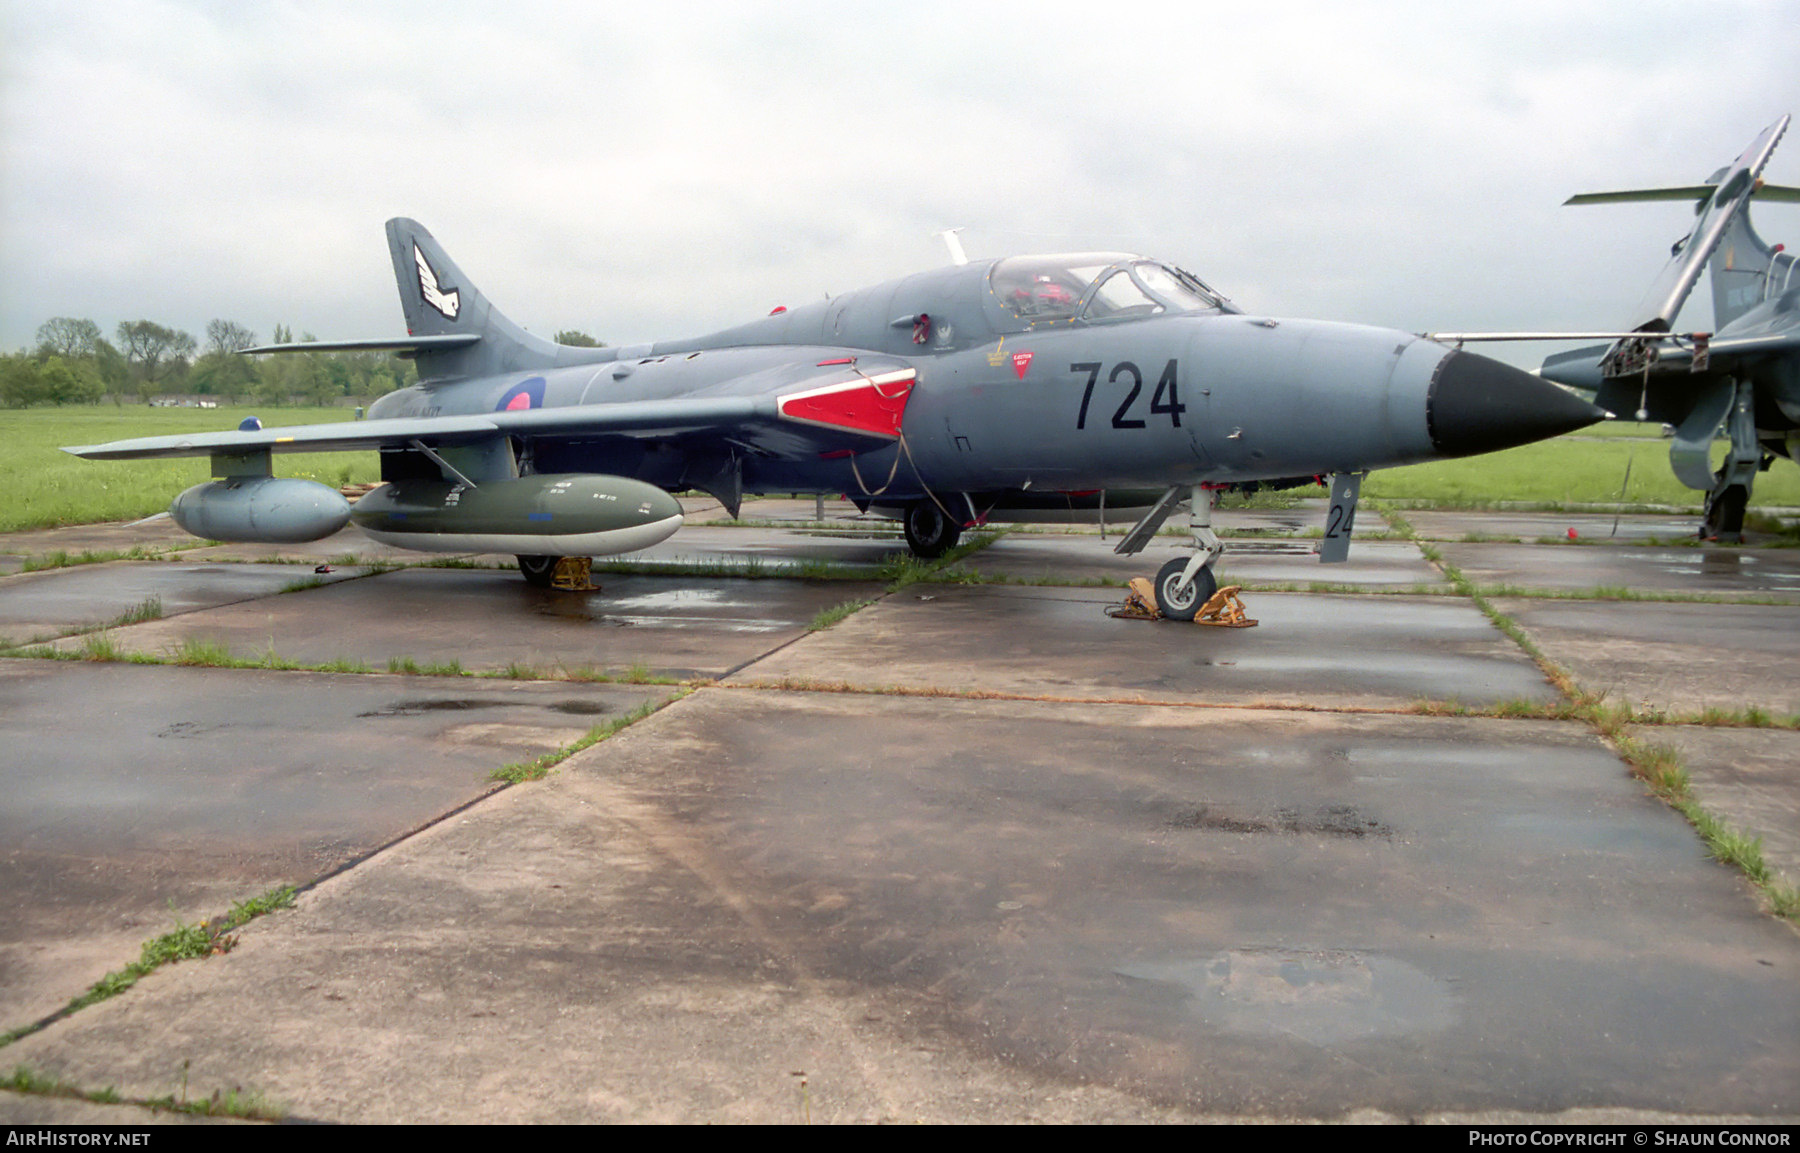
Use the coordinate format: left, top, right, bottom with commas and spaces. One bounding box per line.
1426, 349, 1606, 458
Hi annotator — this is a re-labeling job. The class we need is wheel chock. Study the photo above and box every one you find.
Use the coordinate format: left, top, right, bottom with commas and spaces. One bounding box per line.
550, 556, 599, 592
1108, 578, 1257, 627
1194, 585, 1256, 628
1107, 577, 1161, 620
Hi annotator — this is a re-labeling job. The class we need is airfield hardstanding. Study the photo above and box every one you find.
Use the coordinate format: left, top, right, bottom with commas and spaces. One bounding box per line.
68, 220, 1602, 617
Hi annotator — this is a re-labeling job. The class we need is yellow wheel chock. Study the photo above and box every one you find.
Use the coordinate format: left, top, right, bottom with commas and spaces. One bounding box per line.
550, 556, 599, 592
1109, 577, 1257, 627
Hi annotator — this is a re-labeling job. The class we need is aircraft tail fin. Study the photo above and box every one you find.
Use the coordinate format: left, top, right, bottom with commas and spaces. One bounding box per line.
1708, 190, 1800, 328
1566, 116, 1793, 331
384, 218, 598, 383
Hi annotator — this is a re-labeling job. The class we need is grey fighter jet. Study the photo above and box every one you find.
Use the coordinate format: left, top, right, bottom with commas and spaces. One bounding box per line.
67, 219, 1601, 618
1536, 115, 1800, 541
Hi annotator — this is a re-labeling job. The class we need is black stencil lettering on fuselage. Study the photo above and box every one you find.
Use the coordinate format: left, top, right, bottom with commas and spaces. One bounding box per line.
1074, 360, 1185, 430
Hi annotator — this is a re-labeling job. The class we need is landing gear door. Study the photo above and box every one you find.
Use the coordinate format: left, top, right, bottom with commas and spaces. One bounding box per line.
1320, 472, 1362, 564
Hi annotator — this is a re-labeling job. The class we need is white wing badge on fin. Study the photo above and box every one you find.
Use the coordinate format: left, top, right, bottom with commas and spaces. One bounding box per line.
415, 243, 461, 320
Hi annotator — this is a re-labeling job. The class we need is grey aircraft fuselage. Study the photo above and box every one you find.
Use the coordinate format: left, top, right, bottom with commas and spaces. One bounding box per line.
66, 219, 1602, 605
366, 252, 1572, 504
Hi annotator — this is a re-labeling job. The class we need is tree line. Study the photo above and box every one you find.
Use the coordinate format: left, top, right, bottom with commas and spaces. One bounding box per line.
3, 319, 606, 409
0, 317, 428, 408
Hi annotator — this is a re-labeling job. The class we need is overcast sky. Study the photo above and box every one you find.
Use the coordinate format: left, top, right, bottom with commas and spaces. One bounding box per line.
4, 1, 1797, 366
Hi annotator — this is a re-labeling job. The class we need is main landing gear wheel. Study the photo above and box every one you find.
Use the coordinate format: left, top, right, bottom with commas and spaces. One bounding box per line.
903, 500, 962, 558
517, 554, 557, 588
1701, 483, 1749, 542
1155, 557, 1217, 622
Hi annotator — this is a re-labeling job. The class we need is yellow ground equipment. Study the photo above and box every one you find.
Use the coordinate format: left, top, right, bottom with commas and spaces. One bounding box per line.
1109, 577, 1257, 627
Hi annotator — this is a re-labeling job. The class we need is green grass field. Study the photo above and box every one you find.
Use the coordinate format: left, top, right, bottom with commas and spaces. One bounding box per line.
1365, 431, 1800, 509
1, 408, 1795, 534
0, 407, 379, 533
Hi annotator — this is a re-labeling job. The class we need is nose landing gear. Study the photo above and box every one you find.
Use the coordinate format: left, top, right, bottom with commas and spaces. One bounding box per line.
1112, 484, 1225, 621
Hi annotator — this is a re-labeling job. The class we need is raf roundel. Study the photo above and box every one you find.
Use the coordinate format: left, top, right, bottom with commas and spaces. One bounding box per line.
496, 377, 547, 412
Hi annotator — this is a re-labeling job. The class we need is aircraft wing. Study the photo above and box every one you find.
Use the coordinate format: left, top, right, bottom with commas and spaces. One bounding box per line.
65, 362, 918, 462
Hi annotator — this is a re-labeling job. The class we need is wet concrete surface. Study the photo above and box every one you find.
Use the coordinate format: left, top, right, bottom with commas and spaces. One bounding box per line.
1, 508, 1797, 1122
49, 566, 886, 680
1405, 510, 1701, 543
6, 694, 1792, 1121
1496, 598, 1800, 716
944, 534, 1444, 590
742, 585, 1557, 709
1441, 541, 1800, 599
627, 524, 902, 572
0, 562, 367, 645
0, 518, 200, 575
1628, 725, 1800, 890
0, 660, 671, 1028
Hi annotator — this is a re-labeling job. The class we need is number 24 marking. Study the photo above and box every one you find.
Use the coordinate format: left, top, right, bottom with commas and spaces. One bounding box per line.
1073, 360, 1186, 429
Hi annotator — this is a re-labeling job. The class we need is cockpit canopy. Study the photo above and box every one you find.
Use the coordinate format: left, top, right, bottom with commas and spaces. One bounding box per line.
988, 254, 1232, 326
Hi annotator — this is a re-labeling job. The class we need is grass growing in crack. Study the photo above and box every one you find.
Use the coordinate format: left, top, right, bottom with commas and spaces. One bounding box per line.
4, 1065, 123, 1106
79, 632, 122, 662
110, 595, 163, 627
280, 576, 328, 594
316, 656, 371, 674
1607, 733, 1800, 920
1392, 502, 1800, 923
224, 886, 296, 926
387, 655, 464, 676
52, 886, 297, 1019
9, 1055, 288, 1119
172, 636, 235, 666
877, 531, 1001, 591
552, 662, 675, 685
809, 598, 875, 631
18, 546, 168, 573
147, 1083, 282, 1120
490, 693, 682, 784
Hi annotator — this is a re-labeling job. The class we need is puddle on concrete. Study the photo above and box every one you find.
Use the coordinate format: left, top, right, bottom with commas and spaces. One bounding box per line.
529, 585, 798, 631
597, 614, 787, 633
1495, 813, 1696, 855
357, 698, 506, 717
1634, 550, 1799, 588
1166, 803, 1392, 839
548, 700, 609, 715
603, 588, 755, 610
1119, 947, 1457, 1045
357, 697, 614, 718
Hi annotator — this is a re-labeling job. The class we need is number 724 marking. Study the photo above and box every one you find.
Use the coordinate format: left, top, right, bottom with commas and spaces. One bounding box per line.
1073, 359, 1186, 429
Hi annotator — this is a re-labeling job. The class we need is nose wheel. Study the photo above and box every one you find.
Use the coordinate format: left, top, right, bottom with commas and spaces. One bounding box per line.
1154, 558, 1218, 622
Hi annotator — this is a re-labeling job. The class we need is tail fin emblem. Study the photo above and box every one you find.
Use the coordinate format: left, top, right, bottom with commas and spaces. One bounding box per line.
414, 244, 461, 320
